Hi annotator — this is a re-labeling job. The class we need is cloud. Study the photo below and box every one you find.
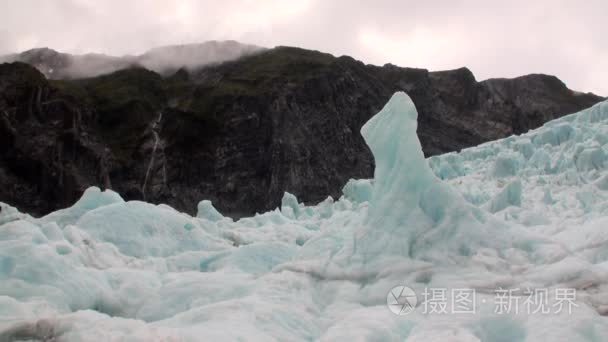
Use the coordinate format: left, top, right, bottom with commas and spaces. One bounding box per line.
0, 0, 605, 95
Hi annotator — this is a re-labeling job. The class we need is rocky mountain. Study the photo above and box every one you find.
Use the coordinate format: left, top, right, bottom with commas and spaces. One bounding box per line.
0, 46, 603, 217
0, 41, 263, 79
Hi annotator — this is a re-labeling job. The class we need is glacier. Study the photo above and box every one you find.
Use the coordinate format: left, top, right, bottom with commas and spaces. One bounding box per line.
1, 92, 608, 341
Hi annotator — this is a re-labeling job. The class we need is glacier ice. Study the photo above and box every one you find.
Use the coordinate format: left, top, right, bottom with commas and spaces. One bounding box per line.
326, 93, 525, 265
341, 179, 373, 204
487, 179, 522, 213
196, 200, 226, 222
1, 93, 608, 341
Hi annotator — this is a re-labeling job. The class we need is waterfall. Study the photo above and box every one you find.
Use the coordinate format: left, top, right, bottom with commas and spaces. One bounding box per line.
141, 111, 163, 200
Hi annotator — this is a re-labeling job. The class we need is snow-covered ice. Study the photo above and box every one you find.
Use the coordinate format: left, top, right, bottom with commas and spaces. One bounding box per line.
1, 92, 608, 341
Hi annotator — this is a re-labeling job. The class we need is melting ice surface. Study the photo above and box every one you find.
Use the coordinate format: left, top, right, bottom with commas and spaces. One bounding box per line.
2, 93, 608, 341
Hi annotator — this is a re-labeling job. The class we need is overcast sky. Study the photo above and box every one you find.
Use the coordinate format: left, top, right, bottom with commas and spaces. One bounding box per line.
1, 0, 606, 95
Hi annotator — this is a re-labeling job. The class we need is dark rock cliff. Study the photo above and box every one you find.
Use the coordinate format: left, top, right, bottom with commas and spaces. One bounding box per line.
0, 46, 603, 217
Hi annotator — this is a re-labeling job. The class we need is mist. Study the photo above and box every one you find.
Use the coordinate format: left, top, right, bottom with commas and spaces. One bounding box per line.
0, 0, 606, 95
0, 41, 264, 79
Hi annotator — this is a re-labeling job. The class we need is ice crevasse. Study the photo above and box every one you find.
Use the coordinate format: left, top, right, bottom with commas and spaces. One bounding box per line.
1, 92, 608, 341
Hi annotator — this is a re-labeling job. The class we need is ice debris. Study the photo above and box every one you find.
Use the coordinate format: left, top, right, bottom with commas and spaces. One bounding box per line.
1, 95, 608, 341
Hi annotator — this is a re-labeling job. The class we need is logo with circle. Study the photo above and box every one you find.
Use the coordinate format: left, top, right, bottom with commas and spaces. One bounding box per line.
387, 285, 417, 315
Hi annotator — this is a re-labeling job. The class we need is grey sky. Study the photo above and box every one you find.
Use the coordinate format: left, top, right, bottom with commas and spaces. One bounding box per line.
1, 0, 606, 95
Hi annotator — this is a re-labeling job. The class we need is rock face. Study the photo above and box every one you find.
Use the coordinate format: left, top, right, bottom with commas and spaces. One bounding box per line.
0, 46, 604, 217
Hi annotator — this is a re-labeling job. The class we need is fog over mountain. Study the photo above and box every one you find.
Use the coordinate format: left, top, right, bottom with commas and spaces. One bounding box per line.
1, 0, 606, 95
0, 41, 264, 79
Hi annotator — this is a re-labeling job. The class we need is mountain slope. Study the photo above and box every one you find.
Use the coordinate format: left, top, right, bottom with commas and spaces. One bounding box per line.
0, 46, 604, 216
